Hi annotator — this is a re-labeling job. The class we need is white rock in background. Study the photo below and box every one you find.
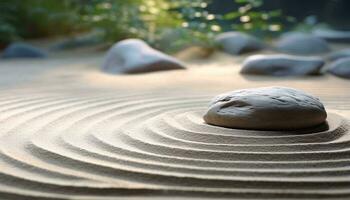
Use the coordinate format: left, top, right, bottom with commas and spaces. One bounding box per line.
203, 87, 327, 130
102, 39, 185, 74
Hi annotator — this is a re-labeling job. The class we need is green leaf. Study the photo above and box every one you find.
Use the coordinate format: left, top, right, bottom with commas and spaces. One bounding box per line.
224, 12, 240, 19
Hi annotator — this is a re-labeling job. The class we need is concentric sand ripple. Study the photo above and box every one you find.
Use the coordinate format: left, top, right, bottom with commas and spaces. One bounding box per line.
0, 92, 349, 199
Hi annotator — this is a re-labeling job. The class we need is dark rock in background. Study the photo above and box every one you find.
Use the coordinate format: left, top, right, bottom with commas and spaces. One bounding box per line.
328, 49, 350, 61
241, 54, 324, 76
1, 43, 48, 59
312, 27, 350, 43
327, 58, 350, 79
102, 39, 185, 74
215, 32, 265, 55
275, 33, 330, 55
313, 29, 350, 43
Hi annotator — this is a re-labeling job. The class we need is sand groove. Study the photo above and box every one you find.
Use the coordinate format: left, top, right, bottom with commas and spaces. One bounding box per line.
0, 92, 349, 199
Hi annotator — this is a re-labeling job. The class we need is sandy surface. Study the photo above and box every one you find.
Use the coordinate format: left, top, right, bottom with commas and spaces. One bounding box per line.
0, 49, 349, 199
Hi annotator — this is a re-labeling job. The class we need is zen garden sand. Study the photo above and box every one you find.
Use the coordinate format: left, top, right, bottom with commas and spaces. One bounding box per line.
0, 32, 350, 199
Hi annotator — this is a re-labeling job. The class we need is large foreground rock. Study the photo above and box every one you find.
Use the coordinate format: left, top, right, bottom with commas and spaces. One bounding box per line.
327, 58, 350, 79
328, 49, 350, 61
240, 54, 324, 76
215, 32, 265, 55
275, 33, 330, 55
1, 43, 47, 59
203, 87, 327, 130
102, 39, 185, 74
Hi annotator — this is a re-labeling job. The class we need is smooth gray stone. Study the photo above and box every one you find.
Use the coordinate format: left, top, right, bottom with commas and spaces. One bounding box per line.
328, 49, 350, 61
102, 39, 185, 74
215, 32, 265, 55
275, 32, 330, 55
203, 87, 327, 130
240, 54, 325, 76
313, 28, 350, 43
1, 43, 48, 59
327, 58, 350, 79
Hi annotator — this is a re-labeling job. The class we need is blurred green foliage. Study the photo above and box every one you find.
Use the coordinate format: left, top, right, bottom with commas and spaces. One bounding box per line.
0, 0, 82, 44
80, 0, 221, 52
0, 0, 288, 51
80, 0, 181, 43
224, 0, 291, 38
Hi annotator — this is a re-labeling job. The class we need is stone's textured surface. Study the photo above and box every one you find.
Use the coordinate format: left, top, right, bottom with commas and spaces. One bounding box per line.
102, 39, 185, 74
327, 58, 350, 79
328, 49, 350, 61
203, 87, 327, 130
313, 28, 350, 43
215, 32, 265, 55
240, 54, 325, 76
1, 43, 48, 59
275, 32, 330, 55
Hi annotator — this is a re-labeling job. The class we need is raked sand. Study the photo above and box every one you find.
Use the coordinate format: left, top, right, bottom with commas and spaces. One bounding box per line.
0, 50, 350, 199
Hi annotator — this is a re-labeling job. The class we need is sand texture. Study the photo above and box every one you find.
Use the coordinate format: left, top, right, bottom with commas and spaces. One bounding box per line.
0, 51, 350, 199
